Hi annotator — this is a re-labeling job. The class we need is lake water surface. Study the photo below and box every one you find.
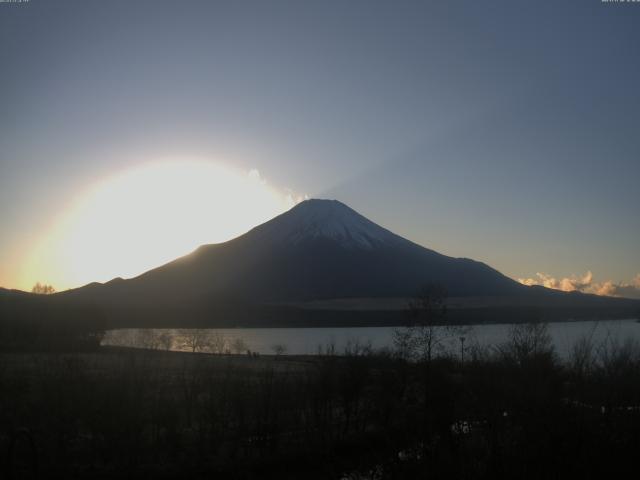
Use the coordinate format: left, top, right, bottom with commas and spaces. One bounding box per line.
103, 319, 640, 359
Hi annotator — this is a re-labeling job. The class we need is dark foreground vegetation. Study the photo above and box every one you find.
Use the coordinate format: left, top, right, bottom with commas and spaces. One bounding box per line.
2, 323, 640, 480
0, 290, 106, 352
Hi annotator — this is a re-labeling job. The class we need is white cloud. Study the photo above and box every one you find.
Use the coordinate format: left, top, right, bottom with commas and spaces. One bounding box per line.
518, 272, 640, 299
518, 271, 593, 292
591, 275, 640, 299
248, 169, 308, 207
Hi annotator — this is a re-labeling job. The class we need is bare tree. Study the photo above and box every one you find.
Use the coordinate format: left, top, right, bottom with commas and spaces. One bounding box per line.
31, 282, 55, 294
179, 329, 211, 353
597, 335, 640, 378
158, 330, 174, 351
231, 337, 247, 354
317, 337, 337, 356
498, 321, 554, 366
134, 329, 163, 350
392, 326, 416, 361
570, 323, 599, 377
344, 338, 372, 357
393, 284, 461, 362
271, 343, 287, 356
206, 332, 226, 354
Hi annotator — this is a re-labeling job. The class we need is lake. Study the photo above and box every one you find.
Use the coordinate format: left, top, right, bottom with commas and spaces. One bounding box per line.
102, 318, 640, 359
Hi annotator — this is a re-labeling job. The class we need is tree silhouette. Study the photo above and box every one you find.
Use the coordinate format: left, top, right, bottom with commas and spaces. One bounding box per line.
179, 329, 211, 353
271, 343, 287, 356
31, 282, 55, 294
231, 337, 247, 354
394, 284, 453, 362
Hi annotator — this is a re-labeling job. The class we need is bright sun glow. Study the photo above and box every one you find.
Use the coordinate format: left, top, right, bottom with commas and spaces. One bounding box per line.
22, 161, 300, 291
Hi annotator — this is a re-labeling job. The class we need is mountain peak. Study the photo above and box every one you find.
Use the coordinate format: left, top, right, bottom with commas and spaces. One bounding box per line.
292, 198, 347, 209
248, 198, 404, 249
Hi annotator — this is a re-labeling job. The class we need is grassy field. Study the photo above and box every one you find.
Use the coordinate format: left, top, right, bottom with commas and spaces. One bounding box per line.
3, 331, 640, 479
1, 347, 396, 479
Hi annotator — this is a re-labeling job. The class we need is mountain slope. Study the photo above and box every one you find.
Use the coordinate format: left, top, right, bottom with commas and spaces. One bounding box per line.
62, 199, 526, 307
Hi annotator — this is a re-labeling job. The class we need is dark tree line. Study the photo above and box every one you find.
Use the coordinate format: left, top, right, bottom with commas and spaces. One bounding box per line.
0, 293, 105, 352
2, 326, 640, 479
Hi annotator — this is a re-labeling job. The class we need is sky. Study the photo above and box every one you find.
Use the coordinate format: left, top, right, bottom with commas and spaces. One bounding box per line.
1, 0, 639, 296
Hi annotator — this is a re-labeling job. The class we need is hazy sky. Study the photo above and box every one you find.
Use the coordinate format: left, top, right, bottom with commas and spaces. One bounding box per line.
1, 0, 639, 292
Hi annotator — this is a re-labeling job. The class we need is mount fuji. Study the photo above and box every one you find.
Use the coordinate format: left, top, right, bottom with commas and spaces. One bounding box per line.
62, 199, 525, 307
9, 198, 639, 326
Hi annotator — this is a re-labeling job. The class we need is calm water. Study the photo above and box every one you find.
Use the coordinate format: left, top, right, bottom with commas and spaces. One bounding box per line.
103, 319, 640, 359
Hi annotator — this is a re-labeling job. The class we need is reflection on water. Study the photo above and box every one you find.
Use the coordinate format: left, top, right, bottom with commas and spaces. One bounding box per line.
102, 319, 640, 359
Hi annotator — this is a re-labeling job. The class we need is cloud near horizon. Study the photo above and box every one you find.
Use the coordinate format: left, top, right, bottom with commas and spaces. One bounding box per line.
518, 272, 640, 300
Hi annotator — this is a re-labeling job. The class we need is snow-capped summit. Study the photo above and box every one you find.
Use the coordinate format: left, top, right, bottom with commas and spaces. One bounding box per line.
247, 199, 405, 249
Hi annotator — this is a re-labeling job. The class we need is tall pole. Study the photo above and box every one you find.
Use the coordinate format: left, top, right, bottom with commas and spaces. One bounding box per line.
460, 336, 465, 364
